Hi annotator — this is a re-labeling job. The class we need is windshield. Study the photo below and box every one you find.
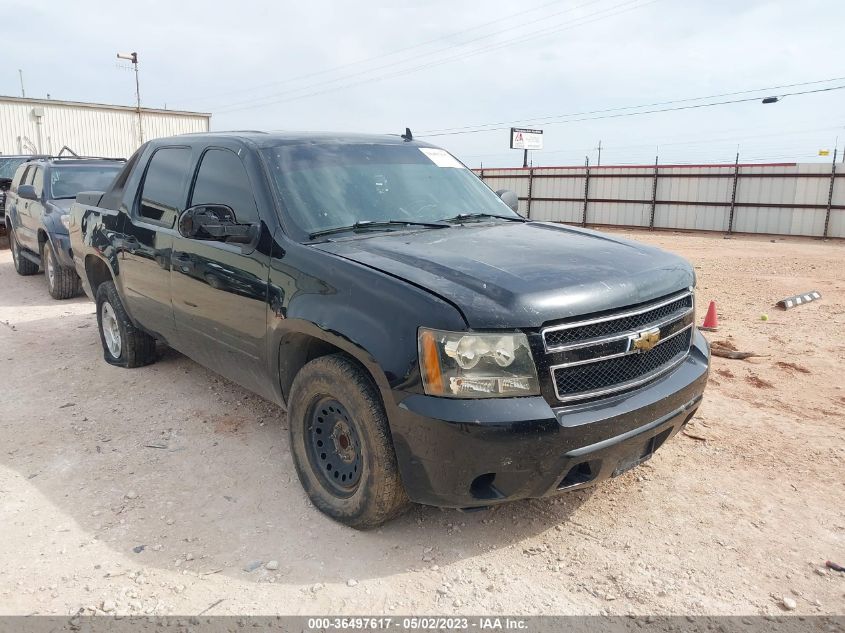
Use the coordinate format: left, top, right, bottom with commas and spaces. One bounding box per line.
50, 165, 122, 199
262, 143, 520, 238
0, 157, 30, 180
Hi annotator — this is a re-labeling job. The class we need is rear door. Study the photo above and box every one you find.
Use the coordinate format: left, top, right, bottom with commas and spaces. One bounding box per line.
21, 166, 46, 250
170, 146, 271, 395
118, 146, 192, 343
5, 165, 30, 237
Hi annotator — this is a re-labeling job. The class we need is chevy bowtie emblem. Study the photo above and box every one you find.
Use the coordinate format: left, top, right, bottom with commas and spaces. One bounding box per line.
631, 328, 661, 353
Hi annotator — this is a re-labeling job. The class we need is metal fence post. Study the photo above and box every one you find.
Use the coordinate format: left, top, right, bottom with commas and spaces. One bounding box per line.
649, 155, 659, 229
582, 156, 590, 227
526, 167, 534, 219
727, 152, 740, 234
823, 148, 838, 239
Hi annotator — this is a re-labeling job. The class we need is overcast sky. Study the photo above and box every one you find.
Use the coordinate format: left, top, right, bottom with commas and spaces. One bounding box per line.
3, 0, 844, 167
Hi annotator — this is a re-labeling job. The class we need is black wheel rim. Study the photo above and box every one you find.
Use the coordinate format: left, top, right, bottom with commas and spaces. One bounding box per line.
305, 397, 362, 497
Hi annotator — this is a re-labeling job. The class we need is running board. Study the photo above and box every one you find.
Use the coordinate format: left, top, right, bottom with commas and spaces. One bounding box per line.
19, 249, 41, 266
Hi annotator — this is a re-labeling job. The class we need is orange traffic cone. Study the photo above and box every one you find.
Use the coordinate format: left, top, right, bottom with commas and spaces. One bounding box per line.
701, 300, 718, 330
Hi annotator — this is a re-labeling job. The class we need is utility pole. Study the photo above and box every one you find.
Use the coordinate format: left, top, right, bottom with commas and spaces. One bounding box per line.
18, 69, 25, 97
596, 139, 602, 166
117, 52, 143, 145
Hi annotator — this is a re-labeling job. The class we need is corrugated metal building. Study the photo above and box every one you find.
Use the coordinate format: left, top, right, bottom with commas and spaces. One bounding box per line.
0, 95, 210, 159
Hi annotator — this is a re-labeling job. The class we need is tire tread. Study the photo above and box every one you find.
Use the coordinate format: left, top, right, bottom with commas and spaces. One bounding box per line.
289, 354, 409, 529
95, 281, 157, 368
43, 241, 81, 300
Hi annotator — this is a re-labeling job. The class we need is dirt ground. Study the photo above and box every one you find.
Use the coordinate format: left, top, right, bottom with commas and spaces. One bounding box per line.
0, 228, 843, 617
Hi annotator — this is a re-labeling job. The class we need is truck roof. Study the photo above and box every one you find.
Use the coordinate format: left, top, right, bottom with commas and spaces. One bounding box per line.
161, 130, 436, 149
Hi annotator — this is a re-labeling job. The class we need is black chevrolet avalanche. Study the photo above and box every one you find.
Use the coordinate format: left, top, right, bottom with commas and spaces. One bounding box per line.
69, 132, 710, 528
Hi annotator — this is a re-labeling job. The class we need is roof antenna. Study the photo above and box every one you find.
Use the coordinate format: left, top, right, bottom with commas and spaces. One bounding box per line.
401, 127, 413, 141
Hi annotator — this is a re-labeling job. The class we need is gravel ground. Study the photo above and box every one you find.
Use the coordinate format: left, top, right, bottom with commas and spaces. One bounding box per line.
0, 228, 843, 616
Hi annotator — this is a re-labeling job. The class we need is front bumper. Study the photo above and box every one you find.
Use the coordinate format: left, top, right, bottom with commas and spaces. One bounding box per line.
390, 329, 710, 508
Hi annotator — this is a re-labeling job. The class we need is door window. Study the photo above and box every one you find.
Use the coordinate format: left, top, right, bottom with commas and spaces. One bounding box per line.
190, 149, 259, 224
31, 167, 44, 198
15, 165, 34, 190
138, 147, 191, 225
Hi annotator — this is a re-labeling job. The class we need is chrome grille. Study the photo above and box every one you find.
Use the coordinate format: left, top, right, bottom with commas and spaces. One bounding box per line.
542, 290, 694, 404
543, 292, 693, 351
553, 328, 691, 401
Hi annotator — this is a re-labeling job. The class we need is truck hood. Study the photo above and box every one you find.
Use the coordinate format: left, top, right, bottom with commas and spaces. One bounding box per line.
314, 222, 694, 329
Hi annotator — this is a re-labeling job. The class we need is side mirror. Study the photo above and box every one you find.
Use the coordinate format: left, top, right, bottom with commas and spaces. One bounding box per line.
178, 204, 256, 244
18, 184, 38, 201
495, 189, 519, 212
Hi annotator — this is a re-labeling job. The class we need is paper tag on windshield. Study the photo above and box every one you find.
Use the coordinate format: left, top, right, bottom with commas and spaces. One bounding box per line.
419, 147, 464, 168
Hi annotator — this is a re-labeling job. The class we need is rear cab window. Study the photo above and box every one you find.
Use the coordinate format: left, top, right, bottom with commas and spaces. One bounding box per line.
136, 147, 192, 227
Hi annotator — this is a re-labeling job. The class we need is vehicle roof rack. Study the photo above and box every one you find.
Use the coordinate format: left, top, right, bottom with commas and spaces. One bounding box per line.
47, 155, 127, 162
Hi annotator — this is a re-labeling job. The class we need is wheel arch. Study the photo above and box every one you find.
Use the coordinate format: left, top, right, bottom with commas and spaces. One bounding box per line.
84, 254, 116, 298
274, 322, 396, 412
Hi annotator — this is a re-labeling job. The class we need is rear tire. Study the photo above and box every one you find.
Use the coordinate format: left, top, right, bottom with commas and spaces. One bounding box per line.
42, 240, 81, 299
95, 281, 157, 368
288, 354, 410, 529
9, 225, 39, 276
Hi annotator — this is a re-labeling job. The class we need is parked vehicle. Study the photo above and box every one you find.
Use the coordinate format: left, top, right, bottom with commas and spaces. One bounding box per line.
5, 157, 124, 298
69, 132, 710, 528
0, 154, 49, 226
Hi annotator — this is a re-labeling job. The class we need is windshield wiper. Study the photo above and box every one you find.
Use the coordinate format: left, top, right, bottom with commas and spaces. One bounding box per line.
438, 212, 527, 224
309, 219, 450, 240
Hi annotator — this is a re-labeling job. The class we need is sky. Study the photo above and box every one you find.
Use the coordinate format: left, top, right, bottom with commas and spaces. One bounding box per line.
2, 0, 844, 167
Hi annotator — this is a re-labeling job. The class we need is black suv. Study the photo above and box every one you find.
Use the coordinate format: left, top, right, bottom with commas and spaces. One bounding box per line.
0, 154, 49, 226
5, 157, 124, 298
70, 132, 710, 528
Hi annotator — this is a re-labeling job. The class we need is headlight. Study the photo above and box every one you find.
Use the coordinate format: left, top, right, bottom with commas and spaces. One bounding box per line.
418, 328, 540, 398
60, 214, 71, 230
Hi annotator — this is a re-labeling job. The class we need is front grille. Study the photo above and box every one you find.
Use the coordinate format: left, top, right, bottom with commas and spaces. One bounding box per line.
544, 293, 693, 349
541, 290, 694, 404
552, 328, 691, 401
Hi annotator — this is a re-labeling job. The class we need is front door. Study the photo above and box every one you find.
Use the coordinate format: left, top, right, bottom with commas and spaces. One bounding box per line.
117, 146, 192, 343
170, 147, 271, 397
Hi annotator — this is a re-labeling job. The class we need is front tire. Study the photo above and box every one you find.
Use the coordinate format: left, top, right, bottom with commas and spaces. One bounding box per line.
289, 354, 410, 529
42, 240, 81, 299
9, 225, 39, 276
95, 281, 157, 368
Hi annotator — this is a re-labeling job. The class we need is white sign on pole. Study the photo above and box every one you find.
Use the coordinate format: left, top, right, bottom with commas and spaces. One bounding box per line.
510, 127, 543, 150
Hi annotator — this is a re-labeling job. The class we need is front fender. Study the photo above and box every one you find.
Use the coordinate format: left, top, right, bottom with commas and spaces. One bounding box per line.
267, 237, 467, 411
4, 202, 20, 232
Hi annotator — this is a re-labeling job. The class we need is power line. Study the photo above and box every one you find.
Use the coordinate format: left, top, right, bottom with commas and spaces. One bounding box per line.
178, 0, 578, 106
213, 0, 637, 112
421, 75, 845, 135
461, 125, 843, 159
181, 0, 603, 106
421, 84, 845, 137
213, 0, 653, 113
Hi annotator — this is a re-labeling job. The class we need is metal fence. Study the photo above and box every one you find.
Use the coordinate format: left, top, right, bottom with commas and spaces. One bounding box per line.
474, 158, 845, 238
